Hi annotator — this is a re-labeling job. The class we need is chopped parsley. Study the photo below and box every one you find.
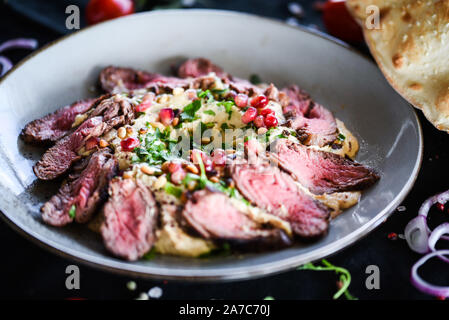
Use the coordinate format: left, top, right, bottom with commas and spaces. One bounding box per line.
337, 133, 346, 142
180, 99, 202, 122
133, 128, 175, 165
217, 100, 235, 120
68, 204, 76, 219
197, 89, 214, 103
142, 248, 157, 260
203, 110, 216, 116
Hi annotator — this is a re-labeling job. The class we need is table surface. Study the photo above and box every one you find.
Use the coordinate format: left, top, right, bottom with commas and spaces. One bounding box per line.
1, 1, 448, 300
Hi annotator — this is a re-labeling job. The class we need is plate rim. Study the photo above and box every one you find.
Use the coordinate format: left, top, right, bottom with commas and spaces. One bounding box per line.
0, 9, 424, 282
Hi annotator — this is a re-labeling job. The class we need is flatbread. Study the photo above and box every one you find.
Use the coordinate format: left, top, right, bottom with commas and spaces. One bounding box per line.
346, 0, 449, 131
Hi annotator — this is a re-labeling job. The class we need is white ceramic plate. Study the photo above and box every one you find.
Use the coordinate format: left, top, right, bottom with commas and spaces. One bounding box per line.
0, 10, 422, 281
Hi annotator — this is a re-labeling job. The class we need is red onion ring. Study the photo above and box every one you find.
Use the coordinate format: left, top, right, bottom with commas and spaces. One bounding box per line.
428, 223, 449, 264
405, 216, 429, 254
0, 38, 38, 53
405, 190, 449, 254
0, 56, 13, 77
411, 249, 449, 298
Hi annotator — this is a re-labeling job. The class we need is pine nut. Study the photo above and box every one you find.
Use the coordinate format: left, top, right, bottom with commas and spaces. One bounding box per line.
172, 117, 179, 127
209, 176, 219, 183
201, 137, 211, 144
141, 165, 155, 175
139, 127, 148, 135
99, 139, 109, 148
126, 126, 134, 135
123, 171, 133, 179
185, 164, 199, 174
154, 175, 167, 189
117, 127, 126, 139
173, 87, 185, 96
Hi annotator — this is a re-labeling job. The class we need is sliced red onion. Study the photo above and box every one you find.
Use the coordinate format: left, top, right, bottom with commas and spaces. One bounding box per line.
405, 216, 430, 254
428, 223, 449, 264
0, 38, 38, 53
411, 249, 449, 298
405, 190, 449, 253
0, 56, 13, 77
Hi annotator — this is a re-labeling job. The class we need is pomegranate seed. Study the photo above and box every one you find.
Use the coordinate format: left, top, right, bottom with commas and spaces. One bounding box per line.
121, 137, 140, 152
167, 162, 182, 174
234, 94, 249, 108
250, 95, 269, 109
264, 114, 278, 128
171, 169, 186, 185
211, 149, 227, 167
387, 232, 398, 240
254, 115, 265, 128
259, 108, 275, 116
85, 137, 99, 150
191, 149, 214, 172
436, 202, 445, 211
241, 107, 258, 124
135, 93, 154, 112
159, 108, 174, 126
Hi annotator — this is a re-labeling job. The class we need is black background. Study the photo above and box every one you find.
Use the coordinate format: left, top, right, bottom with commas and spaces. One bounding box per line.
0, 0, 448, 300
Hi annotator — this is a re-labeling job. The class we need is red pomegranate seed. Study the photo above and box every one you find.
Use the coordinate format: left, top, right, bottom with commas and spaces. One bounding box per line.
85, 137, 99, 150
159, 108, 174, 126
170, 169, 186, 185
387, 232, 398, 240
234, 94, 249, 108
259, 108, 275, 116
437, 202, 445, 211
121, 137, 140, 152
264, 114, 278, 128
250, 95, 269, 109
191, 149, 214, 172
241, 107, 258, 124
211, 149, 227, 167
135, 93, 154, 112
167, 162, 182, 174
254, 115, 265, 128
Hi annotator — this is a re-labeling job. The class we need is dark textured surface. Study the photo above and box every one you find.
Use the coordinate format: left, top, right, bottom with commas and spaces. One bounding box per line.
1, 1, 448, 300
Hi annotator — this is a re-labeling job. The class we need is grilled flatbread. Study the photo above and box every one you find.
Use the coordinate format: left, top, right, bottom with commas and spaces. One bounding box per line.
346, 0, 449, 131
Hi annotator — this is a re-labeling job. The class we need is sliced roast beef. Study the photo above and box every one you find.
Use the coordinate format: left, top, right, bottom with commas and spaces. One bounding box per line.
41, 149, 118, 227
271, 139, 379, 195
282, 85, 338, 146
231, 160, 330, 238
33, 116, 107, 180
33, 96, 134, 180
177, 58, 227, 78
183, 189, 291, 249
99, 66, 189, 94
21, 97, 102, 145
101, 179, 159, 261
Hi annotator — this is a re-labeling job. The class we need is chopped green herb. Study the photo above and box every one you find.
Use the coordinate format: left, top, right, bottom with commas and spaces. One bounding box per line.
221, 123, 230, 131
199, 242, 232, 258
203, 110, 216, 116
337, 133, 346, 142
298, 259, 357, 300
217, 100, 235, 120
68, 204, 76, 219
249, 74, 262, 85
142, 248, 157, 260
211, 88, 229, 96
164, 182, 183, 198
180, 99, 202, 122
197, 89, 214, 103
